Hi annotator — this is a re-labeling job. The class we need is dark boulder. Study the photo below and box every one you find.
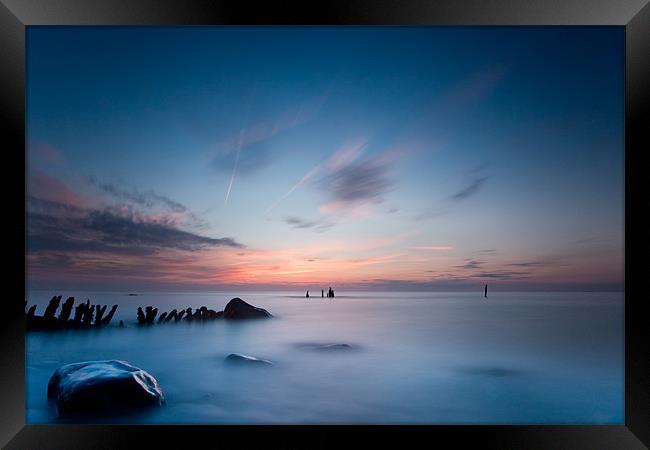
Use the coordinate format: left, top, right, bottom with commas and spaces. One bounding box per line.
225, 353, 273, 366
223, 298, 272, 320
47, 360, 165, 417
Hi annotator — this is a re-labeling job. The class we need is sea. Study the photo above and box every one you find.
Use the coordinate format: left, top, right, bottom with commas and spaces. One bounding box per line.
25, 290, 624, 424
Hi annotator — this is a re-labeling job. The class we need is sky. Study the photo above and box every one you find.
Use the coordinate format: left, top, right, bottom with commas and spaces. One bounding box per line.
26, 26, 624, 292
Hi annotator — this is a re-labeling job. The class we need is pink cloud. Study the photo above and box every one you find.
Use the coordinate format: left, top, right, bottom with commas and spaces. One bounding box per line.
29, 142, 64, 164
411, 246, 454, 251
325, 139, 367, 172
28, 169, 87, 207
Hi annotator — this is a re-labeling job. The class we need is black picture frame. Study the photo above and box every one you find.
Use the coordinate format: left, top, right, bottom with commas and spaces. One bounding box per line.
2, 1, 648, 448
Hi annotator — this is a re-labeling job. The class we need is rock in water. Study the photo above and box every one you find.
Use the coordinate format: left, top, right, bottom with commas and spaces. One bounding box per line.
315, 343, 352, 350
295, 342, 356, 351
47, 360, 165, 417
223, 298, 272, 320
225, 353, 274, 366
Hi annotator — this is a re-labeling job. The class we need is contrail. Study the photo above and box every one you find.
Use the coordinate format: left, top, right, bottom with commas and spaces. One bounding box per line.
263, 139, 365, 215
265, 164, 321, 214
224, 82, 257, 205
225, 128, 245, 204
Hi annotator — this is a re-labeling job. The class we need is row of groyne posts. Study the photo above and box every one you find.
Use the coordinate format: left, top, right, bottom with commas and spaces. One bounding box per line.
25, 295, 226, 330
25, 296, 118, 331
136, 305, 222, 324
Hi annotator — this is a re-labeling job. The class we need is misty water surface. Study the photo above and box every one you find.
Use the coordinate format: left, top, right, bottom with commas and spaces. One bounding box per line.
26, 291, 623, 424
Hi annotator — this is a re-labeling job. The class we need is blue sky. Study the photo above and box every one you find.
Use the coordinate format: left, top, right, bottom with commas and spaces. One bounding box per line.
26, 26, 624, 291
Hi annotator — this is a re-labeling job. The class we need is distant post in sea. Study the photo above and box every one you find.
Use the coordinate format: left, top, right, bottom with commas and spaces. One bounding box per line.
484, 284, 488, 298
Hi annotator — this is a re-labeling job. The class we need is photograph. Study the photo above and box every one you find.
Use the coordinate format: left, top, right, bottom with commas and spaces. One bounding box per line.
24, 25, 624, 425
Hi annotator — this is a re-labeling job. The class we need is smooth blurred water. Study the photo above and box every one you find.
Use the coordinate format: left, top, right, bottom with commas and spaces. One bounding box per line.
25, 291, 624, 424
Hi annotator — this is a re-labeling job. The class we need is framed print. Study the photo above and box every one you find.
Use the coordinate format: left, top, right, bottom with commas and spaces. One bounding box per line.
1, 0, 649, 448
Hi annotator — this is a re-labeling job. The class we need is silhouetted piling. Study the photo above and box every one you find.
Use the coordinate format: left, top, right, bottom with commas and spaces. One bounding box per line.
133, 304, 224, 326
102, 305, 118, 325
43, 296, 62, 319
166, 309, 178, 322
136, 307, 146, 325
59, 297, 75, 322
82, 301, 94, 326
94, 304, 108, 325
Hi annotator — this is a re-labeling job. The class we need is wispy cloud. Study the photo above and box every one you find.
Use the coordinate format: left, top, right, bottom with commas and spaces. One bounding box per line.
471, 271, 530, 280
411, 246, 453, 251
325, 140, 367, 172
411, 161, 491, 221
450, 176, 489, 201
28, 169, 88, 208
86, 176, 210, 231
322, 158, 392, 212
264, 138, 397, 220
507, 261, 545, 267
440, 65, 508, 112
211, 90, 329, 205
412, 207, 450, 222
27, 170, 244, 288
211, 137, 270, 177
284, 216, 335, 233
318, 142, 399, 215
211, 91, 328, 175
84, 209, 243, 251
28, 142, 64, 165
88, 177, 188, 213
474, 249, 498, 254
454, 259, 485, 269
265, 140, 367, 215
27, 196, 244, 256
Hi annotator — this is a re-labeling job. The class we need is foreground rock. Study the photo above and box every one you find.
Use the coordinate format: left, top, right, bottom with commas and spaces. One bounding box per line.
47, 360, 165, 417
223, 298, 272, 320
225, 353, 274, 366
